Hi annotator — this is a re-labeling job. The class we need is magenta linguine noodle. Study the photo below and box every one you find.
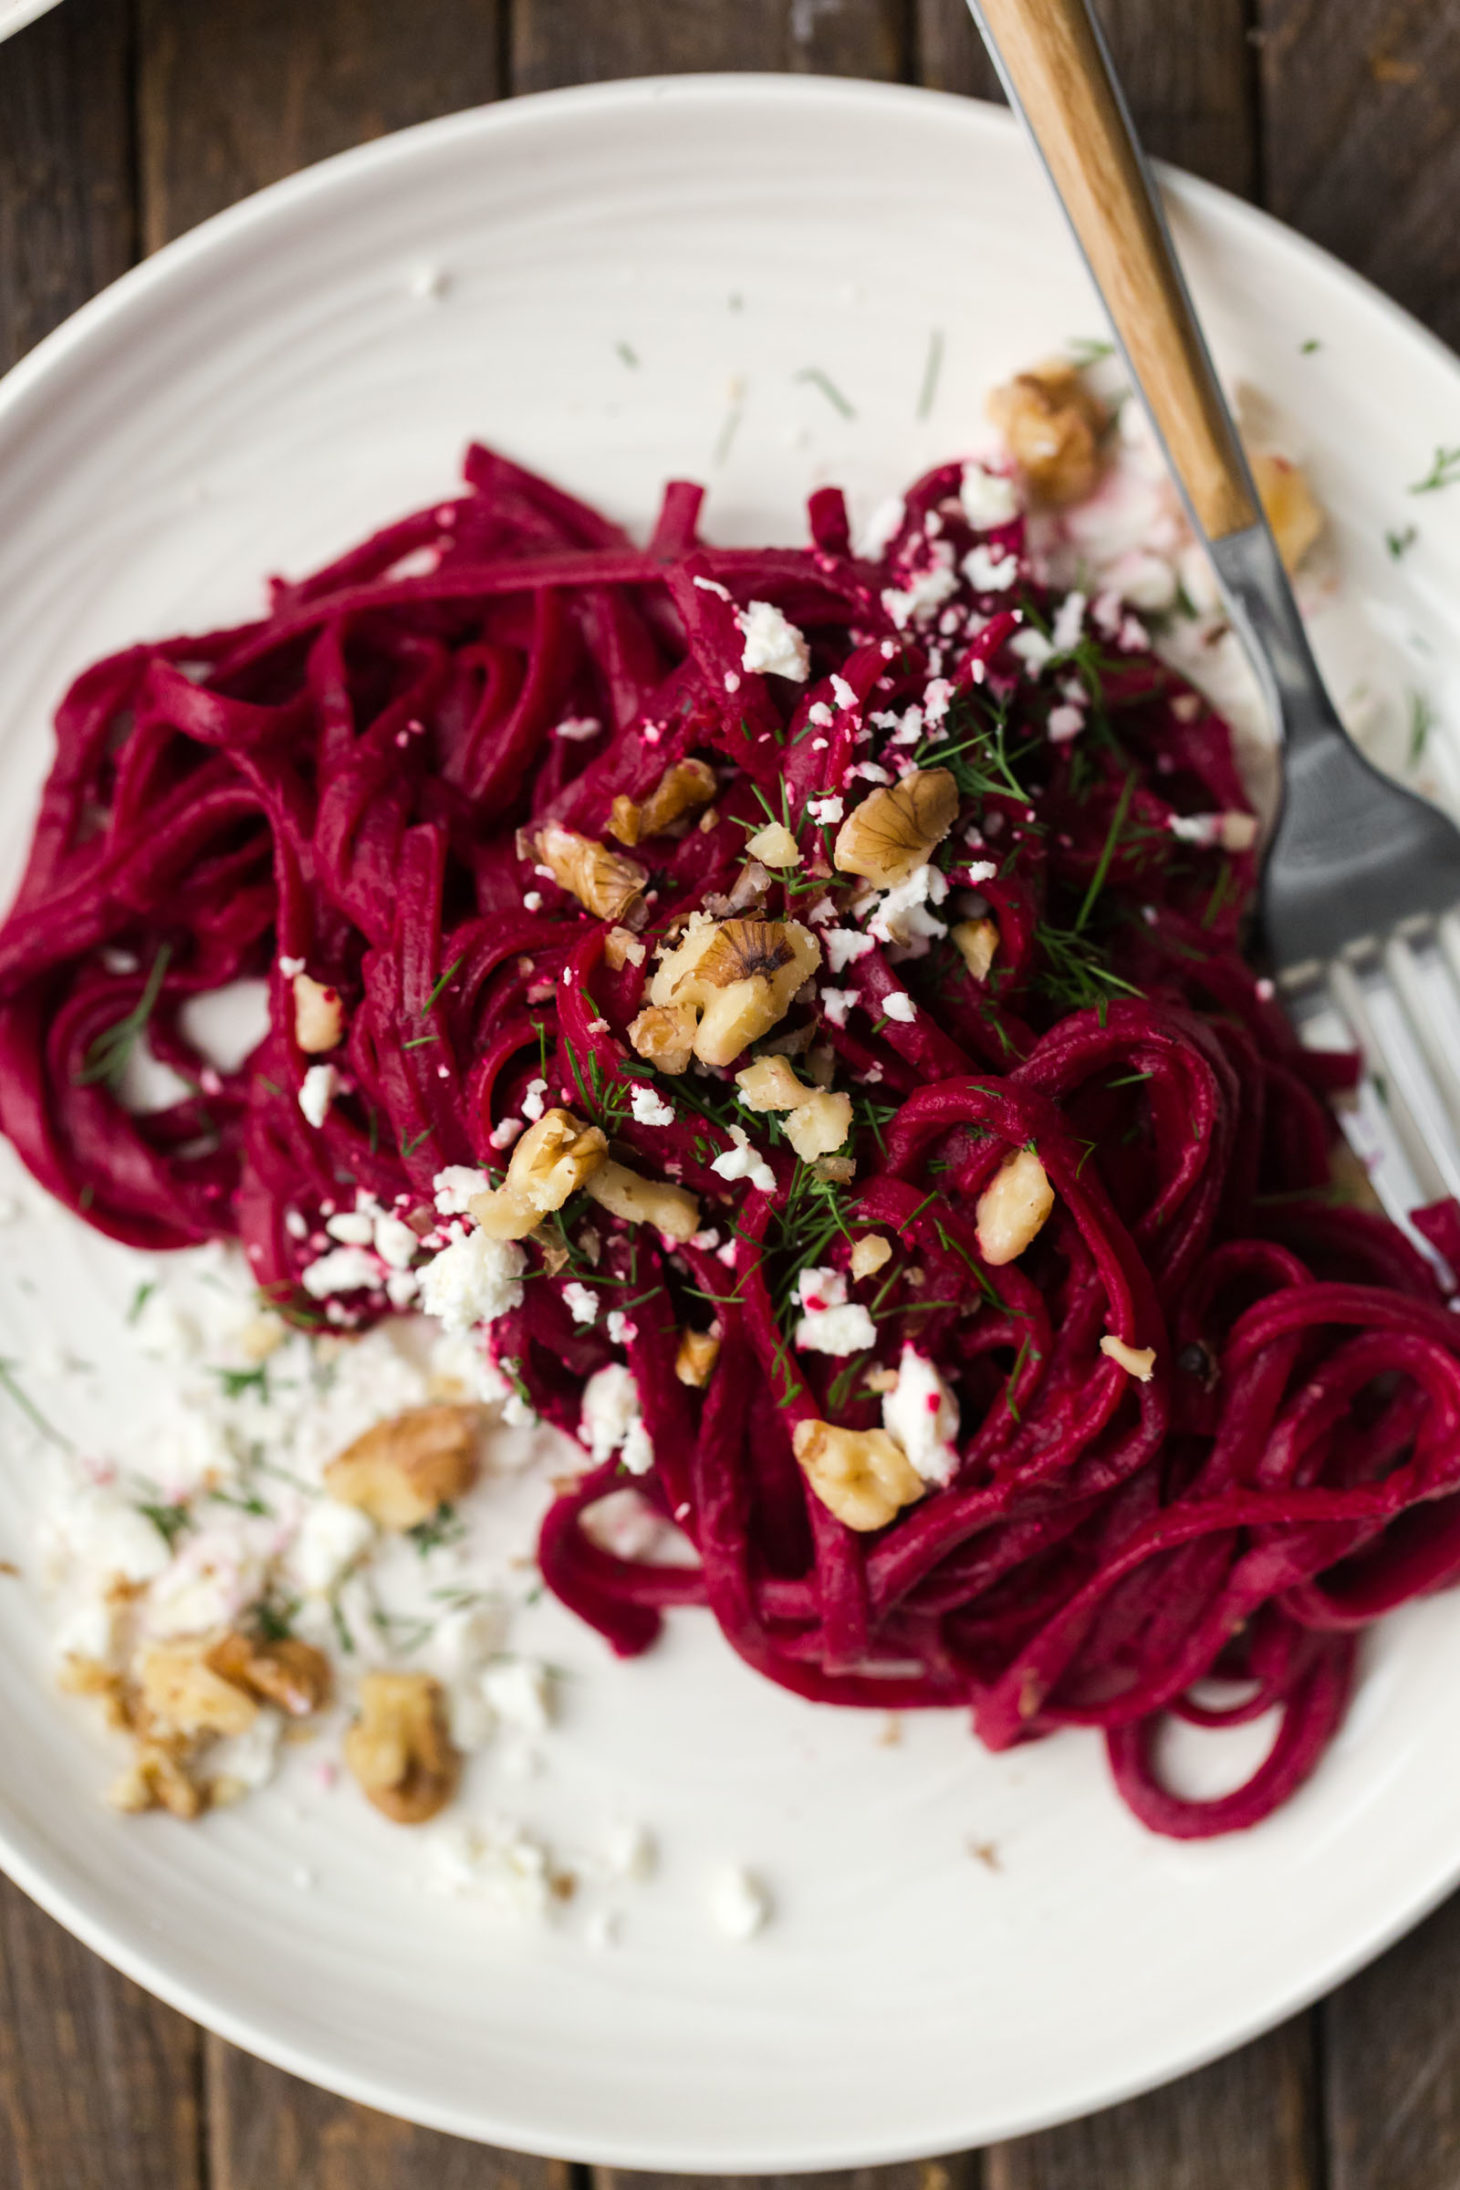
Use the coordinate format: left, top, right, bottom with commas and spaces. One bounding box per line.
4, 442, 1459, 1838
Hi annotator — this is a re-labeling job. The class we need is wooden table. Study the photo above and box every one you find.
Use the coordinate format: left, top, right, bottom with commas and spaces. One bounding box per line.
2, 0, 1459, 2181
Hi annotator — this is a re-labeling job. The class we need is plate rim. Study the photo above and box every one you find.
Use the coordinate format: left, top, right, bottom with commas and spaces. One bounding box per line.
2, 69, 1460, 2169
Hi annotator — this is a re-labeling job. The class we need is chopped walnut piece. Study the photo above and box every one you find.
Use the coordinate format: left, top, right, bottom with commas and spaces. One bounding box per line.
988, 360, 1108, 505
585, 1158, 700, 1242
604, 925, 648, 972
292, 971, 345, 1053
649, 916, 822, 1068
849, 1234, 892, 1282
109, 1742, 206, 1821
782, 1090, 852, 1161
608, 759, 717, 846
532, 821, 647, 924
628, 1002, 697, 1076
136, 1641, 259, 1738
1099, 1334, 1157, 1382
745, 820, 802, 868
208, 1632, 333, 1718
833, 769, 959, 889
951, 917, 999, 983
792, 1419, 925, 1532
975, 1148, 1055, 1267
813, 1154, 857, 1184
57, 1654, 130, 1729
469, 1108, 608, 1239
675, 1328, 721, 1387
343, 1671, 461, 1825
735, 1054, 810, 1110
1250, 449, 1324, 573
324, 1403, 479, 1529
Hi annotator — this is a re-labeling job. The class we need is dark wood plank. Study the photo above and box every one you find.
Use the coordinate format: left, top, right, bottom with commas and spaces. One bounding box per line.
985, 2019, 1319, 2190
1258, 0, 1460, 349
207, 2037, 573, 2190
0, 0, 134, 372
511, 0, 908, 93
1322, 1887, 1460, 2190
594, 2160, 981, 2190
135, 0, 502, 251
915, 0, 1257, 194
0, 1874, 202, 2190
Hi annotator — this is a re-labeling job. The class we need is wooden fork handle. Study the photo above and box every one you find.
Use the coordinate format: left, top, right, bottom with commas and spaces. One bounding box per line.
974, 0, 1258, 542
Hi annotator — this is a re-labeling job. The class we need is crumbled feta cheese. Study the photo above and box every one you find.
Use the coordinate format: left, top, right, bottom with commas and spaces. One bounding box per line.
298, 1063, 337, 1129
629, 1085, 675, 1128
1051, 590, 1087, 655
882, 1343, 960, 1484
923, 676, 954, 727
806, 701, 834, 728
554, 715, 601, 742
857, 494, 906, 559
830, 674, 858, 712
961, 543, 1019, 592
710, 1124, 776, 1194
808, 795, 845, 827
823, 927, 875, 974
488, 1118, 524, 1152
424, 1817, 553, 1918
325, 1210, 375, 1246
563, 1281, 599, 1327
417, 1230, 525, 1334
483, 1657, 553, 1735
301, 1245, 380, 1299
882, 991, 917, 1023
372, 1213, 418, 1270
794, 1267, 876, 1357
290, 1499, 375, 1593
882, 564, 958, 629
693, 574, 732, 601
869, 865, 948, 952
278, 955, 306, 979
209, 1707, 284, 1795
960, 463, 1020, 529
581, 1362, 655, 1476
1047, 704, 1086, 744
820, 987, 856, 1028
1010, 628, 1055, 675
433, 1165, 490, 1217
708, 1865, 771, 1940
605, 1309, 637, 1346
739, 600, 811, 681
520, 1078, 547, 1123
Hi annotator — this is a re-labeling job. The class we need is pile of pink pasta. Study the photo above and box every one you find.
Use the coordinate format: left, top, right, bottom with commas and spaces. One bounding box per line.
4, 442, 1459, 1837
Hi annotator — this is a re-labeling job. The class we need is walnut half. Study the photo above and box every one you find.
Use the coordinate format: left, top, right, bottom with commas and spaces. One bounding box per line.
645, 917, 821, 1069
469, 1108, 608, 1240
324, 1403, 479, 1528
792, 1419, 925, 1532
343, 1671, 461, 1825
532, 822, 647, 924
988, 360, 1108, 506
833, 769, 958, 889
609, 759, 717, 846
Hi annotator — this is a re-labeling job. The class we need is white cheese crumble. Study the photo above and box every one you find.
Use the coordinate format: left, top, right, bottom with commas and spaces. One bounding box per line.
1051, 589, 1087, 654
1010, 627, 1055, 676
373, 1213, 419, 1270
562, 1281, 599, 1327
808, 795, 844, 826
857, 493, 905, 559
961, 543, 1020, 592
830, 673, 858, 712
325, 1210, 374, 1246
1047, 704, 1086, 744
278, 955, 306, 978
960, 463, 1020, 529
301, 1245, 380, 1300
794, 1267, 876, 1357
580, 1362, 654, 1474
692, 574, 732, 601
290, 1499, 375, 1594
482, 1657, 553, 1735
629, 1085, 675, 1127
823, 927, 875, 974
417, 1230, 525, 1334
298, 1063, 337, 1129
820, 987, 856, 1028
739, 600, 810, 681
710, 1124, 777, 1195
881, 564, 958, 629
520, 1078, 548, 1122
708, 1864, 771, 1940
882, 1343, 960, 1485
882, 992, 917, 1024
869, 865, 948, 953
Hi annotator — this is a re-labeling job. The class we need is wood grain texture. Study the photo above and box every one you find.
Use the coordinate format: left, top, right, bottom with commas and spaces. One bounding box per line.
0, 0, 133, 373
594, 2158, 981, 2190
1259, 0, 1460, 348
207, 2035, 574, 2190
1322, 1885, 1460, 2190
972, 0, 1257, 537
915, 0, 1257, 194
986, 2019, 1319, 2190
135, 0, 502, 250
511, 0, 908, 92
0, 1875, 202, 2190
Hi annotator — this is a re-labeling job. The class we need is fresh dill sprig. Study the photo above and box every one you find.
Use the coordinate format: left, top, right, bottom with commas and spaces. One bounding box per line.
77, 943, 172, 1091
137, 1499, 190, 1551
420, 954, 465, 1015
1409, 691, 1435, 766
1410, 446, 1460, 495
795, 366, 856, 419
0, 1357, 69, 1448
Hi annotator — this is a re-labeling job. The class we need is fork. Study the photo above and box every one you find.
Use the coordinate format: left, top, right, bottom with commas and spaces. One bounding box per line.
969, 0, 1460, 1231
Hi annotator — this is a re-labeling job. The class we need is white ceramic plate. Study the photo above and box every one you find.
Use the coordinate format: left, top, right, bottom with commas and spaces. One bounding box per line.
0, 0, 63, 42
2, 75, 1460, 2173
